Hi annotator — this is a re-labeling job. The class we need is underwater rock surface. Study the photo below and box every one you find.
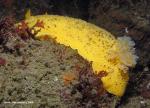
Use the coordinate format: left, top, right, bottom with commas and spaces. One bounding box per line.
0, 17, 116, 108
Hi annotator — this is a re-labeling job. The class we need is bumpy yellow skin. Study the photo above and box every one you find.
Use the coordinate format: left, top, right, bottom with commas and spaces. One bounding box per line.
18, 15, 137, 96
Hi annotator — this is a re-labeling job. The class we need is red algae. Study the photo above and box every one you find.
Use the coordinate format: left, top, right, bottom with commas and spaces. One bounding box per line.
0, 57, 6, 66
34, 20, 45, 28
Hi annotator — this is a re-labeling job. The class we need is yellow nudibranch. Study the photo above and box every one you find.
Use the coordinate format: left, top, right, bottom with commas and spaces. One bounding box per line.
17, 12, 138, 96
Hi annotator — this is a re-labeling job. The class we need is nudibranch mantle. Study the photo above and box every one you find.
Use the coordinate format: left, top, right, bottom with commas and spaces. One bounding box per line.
17, 14, 138, 96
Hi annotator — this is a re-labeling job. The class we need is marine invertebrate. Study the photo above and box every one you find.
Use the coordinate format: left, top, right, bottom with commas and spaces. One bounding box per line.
62, 72, 77, 85
16, 13, 138, 96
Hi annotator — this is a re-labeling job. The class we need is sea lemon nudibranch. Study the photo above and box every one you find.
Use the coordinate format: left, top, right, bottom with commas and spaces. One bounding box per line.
17, 14, 138, 96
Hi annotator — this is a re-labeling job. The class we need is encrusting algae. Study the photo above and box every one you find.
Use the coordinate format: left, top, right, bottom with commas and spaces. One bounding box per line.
16, 10, 138, 96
